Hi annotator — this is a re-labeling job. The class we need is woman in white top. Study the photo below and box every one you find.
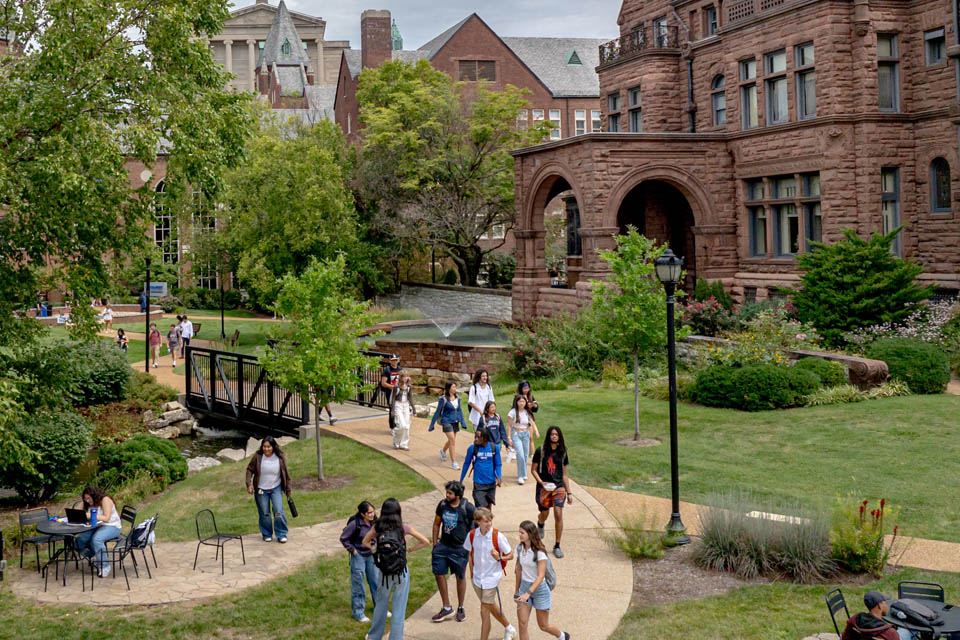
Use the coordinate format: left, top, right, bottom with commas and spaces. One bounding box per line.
468, 370, 495, 431
244, 436, 293, 543
514, 520, 568, 640
74, 485, 123, 578
507, 394, 539, 485
390, 375, 415, 450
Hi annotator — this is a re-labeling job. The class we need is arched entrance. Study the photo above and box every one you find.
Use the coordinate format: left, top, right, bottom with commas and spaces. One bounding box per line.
616, 180, 697, 283
524, 172, 583, 288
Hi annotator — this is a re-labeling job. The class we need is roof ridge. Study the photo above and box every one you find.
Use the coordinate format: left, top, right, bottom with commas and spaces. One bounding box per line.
416, 13, 473, 60
257, 0, 310, 69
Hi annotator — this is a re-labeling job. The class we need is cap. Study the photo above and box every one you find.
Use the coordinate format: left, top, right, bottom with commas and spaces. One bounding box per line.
389, 354, 399, 361
864, 591, 892, 610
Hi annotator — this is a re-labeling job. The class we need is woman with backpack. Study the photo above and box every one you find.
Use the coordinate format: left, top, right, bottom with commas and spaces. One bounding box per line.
514, 520, 569, 640
429, 381, 468, 471
362, 498, 430, 640
468, 369, 495, 431
478, 401, 514, 462
340, 501, 378, 623
390, 375, 415, 451
460, 427, 502, 508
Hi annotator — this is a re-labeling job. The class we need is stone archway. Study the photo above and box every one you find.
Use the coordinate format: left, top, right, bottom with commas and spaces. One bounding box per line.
616, 180, 698, 283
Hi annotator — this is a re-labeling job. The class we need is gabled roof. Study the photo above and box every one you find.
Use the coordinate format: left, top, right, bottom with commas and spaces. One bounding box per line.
257, 0, 310, 69
230, 1, 325, 27
501, 37, 606, 97
342, 48, 428, 80
417, 14, 472, 60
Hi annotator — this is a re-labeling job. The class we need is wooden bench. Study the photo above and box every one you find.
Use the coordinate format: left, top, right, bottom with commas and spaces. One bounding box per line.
227, 329, 240, 347
193, 322, 201, 337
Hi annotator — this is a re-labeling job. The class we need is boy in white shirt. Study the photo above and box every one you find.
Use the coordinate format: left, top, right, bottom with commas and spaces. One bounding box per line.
463, 507, 517, 640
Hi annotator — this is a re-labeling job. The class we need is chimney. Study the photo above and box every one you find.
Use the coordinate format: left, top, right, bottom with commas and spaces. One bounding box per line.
361, 9, 392, 69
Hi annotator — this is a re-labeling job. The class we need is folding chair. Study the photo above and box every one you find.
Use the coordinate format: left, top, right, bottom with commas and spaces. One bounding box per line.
19, 508, 60, 572
898, 580, 945, 603
193, 509, 244, 575
825, 588, 849, 638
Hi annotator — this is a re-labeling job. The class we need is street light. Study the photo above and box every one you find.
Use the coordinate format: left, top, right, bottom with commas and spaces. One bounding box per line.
654, 247, 689, 546
145, 256, 151, 374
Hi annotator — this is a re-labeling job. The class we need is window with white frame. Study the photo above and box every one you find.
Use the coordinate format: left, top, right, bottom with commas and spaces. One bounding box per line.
591, 109, 602, 132
153, 181, 178, 264
740, 58, 758, 129
881, 167, 901, 256
517, 109, 529, 129
795, 42, 816, 120
925, 27, 946, 66
575, 109, 586, 135
711, 75, 726, 125
878, 34, 899, 112
764, 49, 788, 125
533, 109, 544, 128
653, 17, 668, 47
549, 109, 561, 140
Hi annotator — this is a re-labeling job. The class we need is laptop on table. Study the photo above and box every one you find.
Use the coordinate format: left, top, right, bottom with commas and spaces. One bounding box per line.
65, 508, 89, 525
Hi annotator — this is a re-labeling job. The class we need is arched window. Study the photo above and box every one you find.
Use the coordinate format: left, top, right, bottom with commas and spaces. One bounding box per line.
281, 38, 291, 56
931, 157, 952, 213
711, 75, 726, 126
154, 181, 177, 264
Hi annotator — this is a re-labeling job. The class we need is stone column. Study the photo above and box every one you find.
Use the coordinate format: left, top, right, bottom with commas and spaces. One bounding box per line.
577, 227, 618, 279
512, 228, 549, 323
223, 39, 233, 73
247, 40, 256, 92
314, 39, 325, 84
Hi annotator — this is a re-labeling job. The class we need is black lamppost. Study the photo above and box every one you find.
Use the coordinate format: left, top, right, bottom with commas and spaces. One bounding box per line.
144, 257, 151, 374
654, 248, 690, 546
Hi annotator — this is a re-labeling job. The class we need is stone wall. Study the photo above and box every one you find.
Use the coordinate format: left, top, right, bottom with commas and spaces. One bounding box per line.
374, 339, 506, 392
378, 283, 513, 323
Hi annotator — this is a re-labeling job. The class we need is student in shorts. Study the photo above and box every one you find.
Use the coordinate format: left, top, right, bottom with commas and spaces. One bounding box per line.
531, 426, 572, 559
514, 520, 570, 640
464, 507, 517, 640
431, 481, 475, 624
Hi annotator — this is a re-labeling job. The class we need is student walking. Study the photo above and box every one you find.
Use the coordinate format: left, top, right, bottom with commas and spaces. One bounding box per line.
244, 436, 293, 543
429, 382, 468, 470
460, 428, 502, 509
430, 481, 475, 624
166, 323, 180, 367
148, 323, 162, 368
507, 395, 539, 485
179, 315, 194, 357
115, 328, 129, 352
341, 501, 378, 623
517, 381, 539, 414
377, 355, 403, 417
531, 427, 571, 559
362, 498, 430, 640
390, 375, 415, 450
478, 401, 513, 462
514, 520, 570, 640
464, 507, 517, 640
102, 304, 113, 331
468, 370, 495, 431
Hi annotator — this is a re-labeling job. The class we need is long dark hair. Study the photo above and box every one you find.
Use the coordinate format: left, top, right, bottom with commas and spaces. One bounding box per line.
519, 520, 547, 554
442, 381, 458, 402
483, 400, 498, 419
544, 425, 567, 461
472, 369, 488, 387
517, 380, 535, 401
511, 393, 528, 416
375, 498, 403, 534
259, 435, 283, 457
82, 485, 107, 508
352, 500, 374, 524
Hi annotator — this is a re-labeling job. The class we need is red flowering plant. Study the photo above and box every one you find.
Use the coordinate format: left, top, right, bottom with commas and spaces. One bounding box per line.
503, 326, 563, 379
829, 497, 899, 576
680, 296, 735, 337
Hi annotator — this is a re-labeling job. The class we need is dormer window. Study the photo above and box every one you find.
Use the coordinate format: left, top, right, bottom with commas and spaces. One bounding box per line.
281, 38, 291, 56
566, 50, 583, 66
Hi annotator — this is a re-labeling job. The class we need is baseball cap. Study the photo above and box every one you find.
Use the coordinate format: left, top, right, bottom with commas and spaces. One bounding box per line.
389, 354, 399, 361
864, 591, 892, 610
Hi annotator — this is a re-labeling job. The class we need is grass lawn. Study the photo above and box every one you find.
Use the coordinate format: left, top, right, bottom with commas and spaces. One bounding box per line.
139, 436, 433, 542
40, 326, 147, 364
175, 308, 262, 319
492, 382, 960, 543
611, 565, 960, 640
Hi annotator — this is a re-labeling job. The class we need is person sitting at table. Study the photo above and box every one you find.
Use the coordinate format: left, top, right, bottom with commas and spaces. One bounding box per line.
73, 485, 123, 578
842, 590, 911, 640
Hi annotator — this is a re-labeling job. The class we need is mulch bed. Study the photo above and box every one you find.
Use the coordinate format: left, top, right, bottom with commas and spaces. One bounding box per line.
289, 475, 354, 492
616, 437, 661, 448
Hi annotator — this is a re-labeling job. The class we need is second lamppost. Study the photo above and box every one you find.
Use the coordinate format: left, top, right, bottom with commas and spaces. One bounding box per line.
654, 248, 689, 546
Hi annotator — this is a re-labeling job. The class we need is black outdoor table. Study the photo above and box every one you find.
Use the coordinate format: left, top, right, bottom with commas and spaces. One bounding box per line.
883, 600, 960, 638
36, 520, 99, 592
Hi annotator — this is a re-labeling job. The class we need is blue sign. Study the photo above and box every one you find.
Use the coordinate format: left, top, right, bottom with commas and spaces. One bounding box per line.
148, 282, 168, 298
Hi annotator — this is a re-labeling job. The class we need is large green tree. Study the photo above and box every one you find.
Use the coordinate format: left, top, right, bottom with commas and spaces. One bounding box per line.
222, 116, 378, 309
0, 0, 253, 344
357, 59, 550, 287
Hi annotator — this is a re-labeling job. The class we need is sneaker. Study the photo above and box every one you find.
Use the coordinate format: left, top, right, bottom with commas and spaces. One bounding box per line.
98, 564, 111, 578
518, 477, 524, 485
504, 624, 517, 640
431, 606, 454, 622
456, 607, 466, 622
553, 544, 564, 559
439, 448, 447, 462
263, 536, 272, 542
279, 536, 287, 543
561, 633, 571, 640
451, 461, 460, 470
400, 445, 409, 450
329, 416, 338, 425
537, 522, 545, 539
152, 363, 158, 368
358, 616, 370, 623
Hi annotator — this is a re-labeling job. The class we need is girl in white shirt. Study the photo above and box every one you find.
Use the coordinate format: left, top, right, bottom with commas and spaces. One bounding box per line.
514, 520, 569, 640
507, 395, 539, 485
390, 375, 415, 450
468, 369, 495, 430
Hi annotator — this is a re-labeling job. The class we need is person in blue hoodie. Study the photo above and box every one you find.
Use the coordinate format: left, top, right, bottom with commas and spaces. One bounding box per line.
430, 381, 468, 471
460, 427, 502, 509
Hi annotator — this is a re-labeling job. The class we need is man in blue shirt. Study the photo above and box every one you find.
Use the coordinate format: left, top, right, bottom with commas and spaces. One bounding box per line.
460, 428, 502, 509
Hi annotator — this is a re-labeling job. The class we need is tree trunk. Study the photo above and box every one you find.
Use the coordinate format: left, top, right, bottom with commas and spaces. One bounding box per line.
633, 347, 641, 441
313, 390, 325, 481
446, 245, 484, 287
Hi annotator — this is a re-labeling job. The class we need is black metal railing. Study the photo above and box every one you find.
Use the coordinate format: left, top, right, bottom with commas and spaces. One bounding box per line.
185, 345, 310, 435
599, 25, 680, 65
349, 350, 395, 410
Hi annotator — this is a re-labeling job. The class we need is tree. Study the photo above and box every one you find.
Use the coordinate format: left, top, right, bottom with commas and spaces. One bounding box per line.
791, 228, 935, 347
591, 229, 671, 441
357, 59, 550, 286
222, 117, 379, 309
0, 0, 254, 344
258, 256, 379, 480
0, 378, 36, 478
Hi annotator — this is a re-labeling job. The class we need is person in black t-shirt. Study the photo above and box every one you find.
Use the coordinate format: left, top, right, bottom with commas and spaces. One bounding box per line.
531, 426, 572, 559
430, 481, 475, 623
375, 355, 403, 412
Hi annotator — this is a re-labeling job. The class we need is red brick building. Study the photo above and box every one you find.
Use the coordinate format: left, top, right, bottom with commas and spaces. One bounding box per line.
511, 0, 960, 321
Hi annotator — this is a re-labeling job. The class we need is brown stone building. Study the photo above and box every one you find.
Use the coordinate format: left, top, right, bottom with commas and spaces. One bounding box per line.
511, 0, 960, 321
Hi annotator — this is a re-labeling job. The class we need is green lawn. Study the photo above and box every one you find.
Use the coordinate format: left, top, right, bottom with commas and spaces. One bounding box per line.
494, 383, 960, 543
139, 436, 433, 542
40, 326, 146, 364
176, 308, 263, 319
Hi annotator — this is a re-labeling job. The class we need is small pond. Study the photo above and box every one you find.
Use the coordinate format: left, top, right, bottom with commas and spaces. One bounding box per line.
383, 322, 507, 345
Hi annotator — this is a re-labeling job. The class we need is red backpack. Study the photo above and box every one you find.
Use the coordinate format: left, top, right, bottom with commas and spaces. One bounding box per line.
468, 528, 508, 578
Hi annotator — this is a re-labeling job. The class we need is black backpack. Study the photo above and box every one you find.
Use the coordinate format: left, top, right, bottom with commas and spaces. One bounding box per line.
889, 599, 943, 629
373, 526, 407, 584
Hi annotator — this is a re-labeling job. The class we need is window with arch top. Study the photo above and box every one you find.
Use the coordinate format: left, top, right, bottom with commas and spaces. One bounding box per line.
281, 39, 291, 56
931, 157, 952, 213
711, 75, 726, 126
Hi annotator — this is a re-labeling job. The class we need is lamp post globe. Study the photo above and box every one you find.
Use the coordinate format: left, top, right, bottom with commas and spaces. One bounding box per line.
655, 246, 689, 546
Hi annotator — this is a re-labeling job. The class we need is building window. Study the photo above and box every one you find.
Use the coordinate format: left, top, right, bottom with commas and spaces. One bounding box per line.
628, 86, 642, 132
533, 109, 544, 126
740, 58, 758, 129
608, 92, 621, 132
548, 109, 561, 140
609, 113, 620, 132
631, 25, 644, 48
458, 60, 496, 82
803, 172, 822, 246
746, 178, 765, 201
575, 109, 586, 136
803, 173, 820, 197
705, 6, 718, 35
795, 43, 816, 120
881, 167, 901, 256
591, 109, 602, 132
153, 181, 177, 265
749, 207, 767, 256
609, 92, 620, 112
653, 17, 668, 47
773, 175, 797, 199
347, 113, 351, 135
931, 157, 952, 213
281, 38, 291, 57
878, 34, 899, 112
197, 264, 218, 291
517, 109, 529, 129
764, 49, 788, 125
711, 75, 726, 125
775, 204, 800, 255
925, 27, 946, 66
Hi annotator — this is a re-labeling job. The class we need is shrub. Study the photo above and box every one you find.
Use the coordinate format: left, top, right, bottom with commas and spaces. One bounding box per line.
125, 371, 177, 410
68, 340, 131, 406
601, 360, 628, 387
482, 251, 516, 289
733, 300, 787, 328
599, 510, 664, 560
2, 342, 75, 413
791, 229, 935, 347
692, 364, 819, 411
96, 434, 187, 492
867, 337, 950, 394
690, 365, 741, 408
156, 295, 183, 313
804, 381, 912, 407
694, 492, 835, 583
0, 411, 93, 502
693, 277, 734, 310
442, 268, 458, 285
794, 358, 847, 387
830, 498, 898, 577
681, 297, 734, 337
639, 374, 695, 402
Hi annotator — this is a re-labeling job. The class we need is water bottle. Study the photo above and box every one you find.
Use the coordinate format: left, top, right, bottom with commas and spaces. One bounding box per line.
90, 507, 98, 526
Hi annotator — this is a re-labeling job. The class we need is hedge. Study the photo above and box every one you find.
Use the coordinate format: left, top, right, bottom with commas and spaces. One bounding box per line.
0, 411, 93, 502
867, 337, 950, 394
692, 363, 822, 411
794, 357, 848, 388
97, 434, 188, 492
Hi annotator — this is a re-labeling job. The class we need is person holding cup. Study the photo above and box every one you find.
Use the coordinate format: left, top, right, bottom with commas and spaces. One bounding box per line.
531, 427, 571, 559
74, 485, 122, 577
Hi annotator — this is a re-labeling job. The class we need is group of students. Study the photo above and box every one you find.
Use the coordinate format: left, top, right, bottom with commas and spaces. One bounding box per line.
341, 486, 571, 640
146, 315, 194, 368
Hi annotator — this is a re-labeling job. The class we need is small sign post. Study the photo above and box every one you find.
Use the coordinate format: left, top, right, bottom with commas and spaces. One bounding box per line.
148, 282, 168, 298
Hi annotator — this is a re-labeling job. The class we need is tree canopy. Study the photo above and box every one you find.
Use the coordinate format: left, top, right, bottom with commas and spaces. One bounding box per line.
0, 0, 254, 343
356, 59, 550, 286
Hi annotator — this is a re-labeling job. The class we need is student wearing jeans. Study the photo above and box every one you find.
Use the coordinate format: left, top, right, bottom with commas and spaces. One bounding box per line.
514, 520, 569, 640
340, 501, 378, 622
74, 485, 122, 577
244, 436, 293, 543
507, 395, 539, 485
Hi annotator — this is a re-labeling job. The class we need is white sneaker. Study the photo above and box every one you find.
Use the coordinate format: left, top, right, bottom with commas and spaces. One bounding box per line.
172, 361, 176, 367
279, 536, 287, 543
329, 416, 338, 425
152, 363, 158, 368
451, 461, 460, 470
503, 624, 517, 640
387, 611, 392, 618
439, 448, 447, 462
98, 564, 111, 578
518, 477, 524, 485
358, 616, 370, 623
